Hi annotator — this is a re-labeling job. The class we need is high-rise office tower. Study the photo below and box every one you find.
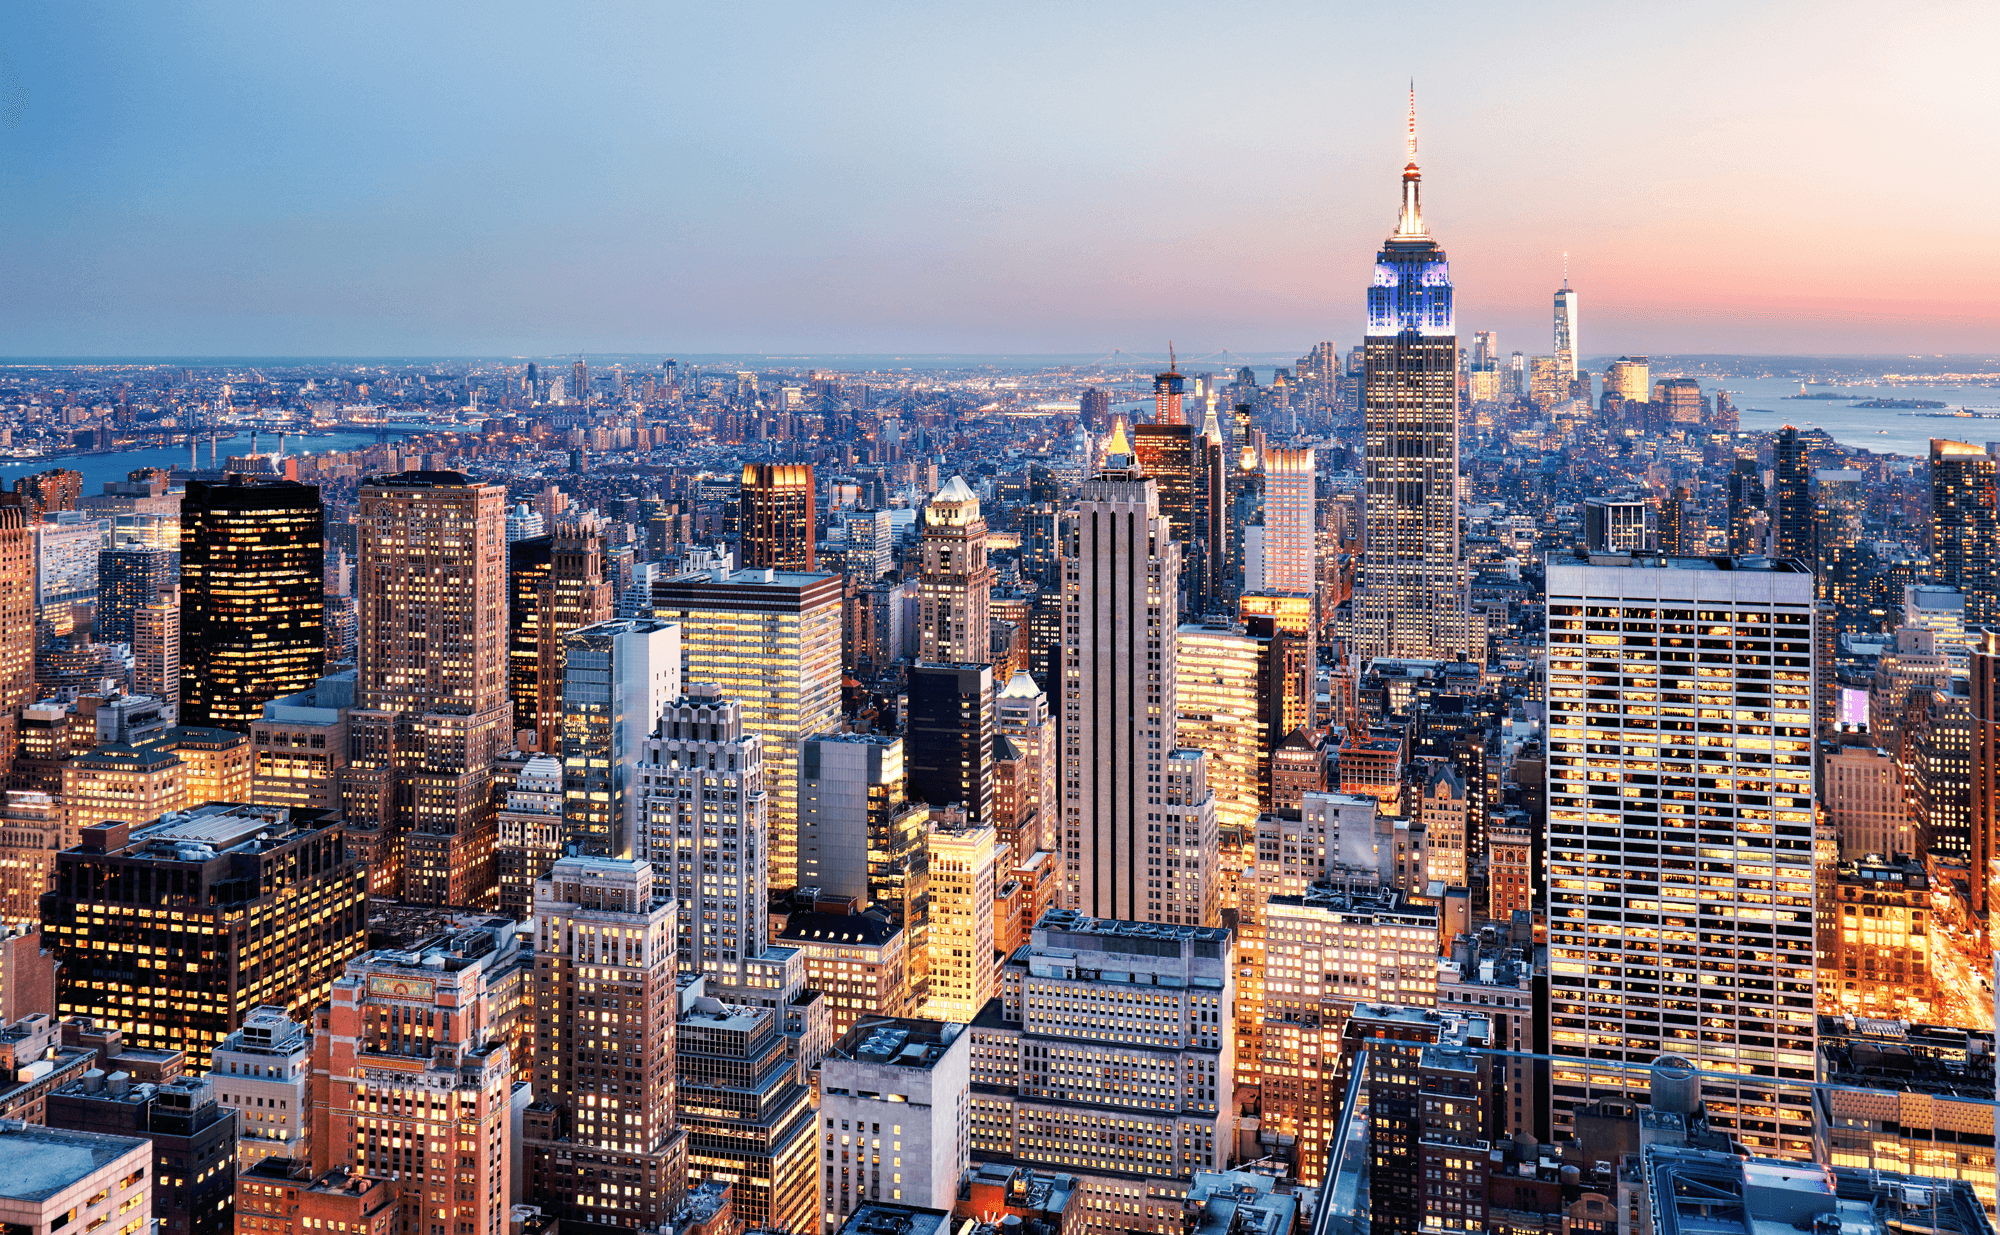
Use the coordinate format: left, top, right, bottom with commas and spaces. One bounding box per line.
1079, 387, 1111, 430
0, 496, 34, 772
1971, 630, 2000, 919
1174, 623, 1271, 833
496, 753, 564, 920
1772, 426, 1815, 564
131, 588, 180, 715
1152, 360, 1185, 424
1552, 276, 1579, 380
993, 670, 1056, 857
45, 806, 366, 1071
1815, 470, 1871, 633
1660, 486, 1693, 555
524, 857, 688, 1226
921, 819, 996, 1022
637, 688, 770, 990
1544, 555, 1817, 1158
1358, 96, 1467, 664
1727, 457, 1766, 556
1251, 447, 1314, 593
916, 477, 994, 663
572, 357, 590, 405
95, 542, 170, 647
1605, 356, 1651, 404
798, 733, 929, 928
1132, 422, 1200, 580
653, 567, 842, 890
180, 478, 325, 732
1063, 424, 1182, 921
740, 463, 817, 572
352, 471, 508, 908
905, 662, 994, 827
1930, 439, 2000, 628
534, 524, 615, 752
313, 919, 517, 1234
561, 618, 680, 859
1199, 409, 1229, 613
674, 982, 817, 1234
508, 534, 554, 742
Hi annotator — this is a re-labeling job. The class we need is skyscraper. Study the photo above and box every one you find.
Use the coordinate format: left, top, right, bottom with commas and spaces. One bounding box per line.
916, 477, 994, 664
0, 496, 35, 772
352, 471, 508, 907
560, 618, 680, 859
1970, 629, 2000, 919
1152, 360, 1185, 425
1930, 439, 2000, 628
653, 567, 842, 890
1173, 622, 1272, 833
1552, 275, 1579, 380
497, 753, 565, 919
314, 918, 517, 1234
524, 857, 688, 1225
1250, 446, 1314, 593
993, 670, 1056, 856
1727, 457, 1766, 556
740, 463, 817, 572
921, 818, 996, 1022
1605, 356, 1651, 404
1544, 554, 1817, 1158
533, 523, 614, 752
131, 588, 180, 716
1357, 95, 1467, 664
180, 478, 325, 732
508, 534, 554, 742
1772, 426, 1815, 564
1063, 423, 1181, 921
95, 542, 170, 647
905, 661, 994, 827
673, 983, 817, 1234
637, 688, 770, 989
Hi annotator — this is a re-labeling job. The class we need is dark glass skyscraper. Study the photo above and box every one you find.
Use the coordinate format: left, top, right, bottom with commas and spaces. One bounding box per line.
905, 660, 994, 827
1772, 426, 1815, 564
96, 542, 172, 647
1358, 95, 1466, 663
739, 462, 816, 572
1931, 438, 2000, 629
1727, 456, 1766, 555
180, 477, 325, 731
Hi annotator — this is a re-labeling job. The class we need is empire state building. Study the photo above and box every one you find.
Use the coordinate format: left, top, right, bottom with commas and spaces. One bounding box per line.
1356, 93, 1469, 664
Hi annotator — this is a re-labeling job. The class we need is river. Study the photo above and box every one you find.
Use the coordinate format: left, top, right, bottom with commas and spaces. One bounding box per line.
0, 428, 437, 495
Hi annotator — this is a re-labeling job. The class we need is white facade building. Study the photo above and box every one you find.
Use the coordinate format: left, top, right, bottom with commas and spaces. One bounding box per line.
1544, 554, 1817, 1158
211, 1005, 313, 1167
637, 687, 768, 992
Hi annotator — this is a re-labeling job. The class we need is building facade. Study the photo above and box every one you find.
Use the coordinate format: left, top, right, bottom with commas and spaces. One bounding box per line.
1544, 555, 1817, 1157
180, 478, 325, 732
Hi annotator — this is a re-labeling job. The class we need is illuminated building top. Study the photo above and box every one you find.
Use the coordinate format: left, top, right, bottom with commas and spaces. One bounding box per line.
1368, 87, 1453, 338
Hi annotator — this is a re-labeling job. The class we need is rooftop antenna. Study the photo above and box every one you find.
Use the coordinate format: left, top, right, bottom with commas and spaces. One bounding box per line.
1563, 251, 1570, 290
1169, 341, 1178, 372
1407, 80, 1418, 164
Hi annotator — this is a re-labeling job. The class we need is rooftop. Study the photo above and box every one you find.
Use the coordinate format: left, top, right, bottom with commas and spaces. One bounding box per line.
1641, 1145, 1993, 1235
833, 1202, 952, 1235
828, 1016, 963, 1071
0, 1121, 151, 1202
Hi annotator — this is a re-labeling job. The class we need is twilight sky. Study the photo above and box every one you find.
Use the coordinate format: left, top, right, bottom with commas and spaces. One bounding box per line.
2, 0, 1995, 358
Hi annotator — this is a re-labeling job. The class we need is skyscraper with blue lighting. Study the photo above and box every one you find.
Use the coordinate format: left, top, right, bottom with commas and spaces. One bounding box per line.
1357, 93, 1468, 663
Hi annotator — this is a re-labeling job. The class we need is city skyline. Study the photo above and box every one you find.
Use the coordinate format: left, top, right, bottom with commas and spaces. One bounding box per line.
5, 3, 1995, 357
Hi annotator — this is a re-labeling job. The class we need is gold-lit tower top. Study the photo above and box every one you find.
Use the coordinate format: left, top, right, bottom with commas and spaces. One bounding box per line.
1395, 83, 1426, 238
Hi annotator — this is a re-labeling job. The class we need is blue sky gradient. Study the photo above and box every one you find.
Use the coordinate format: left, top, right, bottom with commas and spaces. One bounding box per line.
2, 1, 1994, 356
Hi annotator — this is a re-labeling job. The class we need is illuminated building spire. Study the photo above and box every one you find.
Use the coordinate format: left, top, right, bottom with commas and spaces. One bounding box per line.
1395, 83, 1425, 238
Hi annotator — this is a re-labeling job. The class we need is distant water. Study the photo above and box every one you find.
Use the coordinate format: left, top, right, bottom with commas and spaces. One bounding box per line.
0, 428, 428, 495
1706, 377, 2000, 457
